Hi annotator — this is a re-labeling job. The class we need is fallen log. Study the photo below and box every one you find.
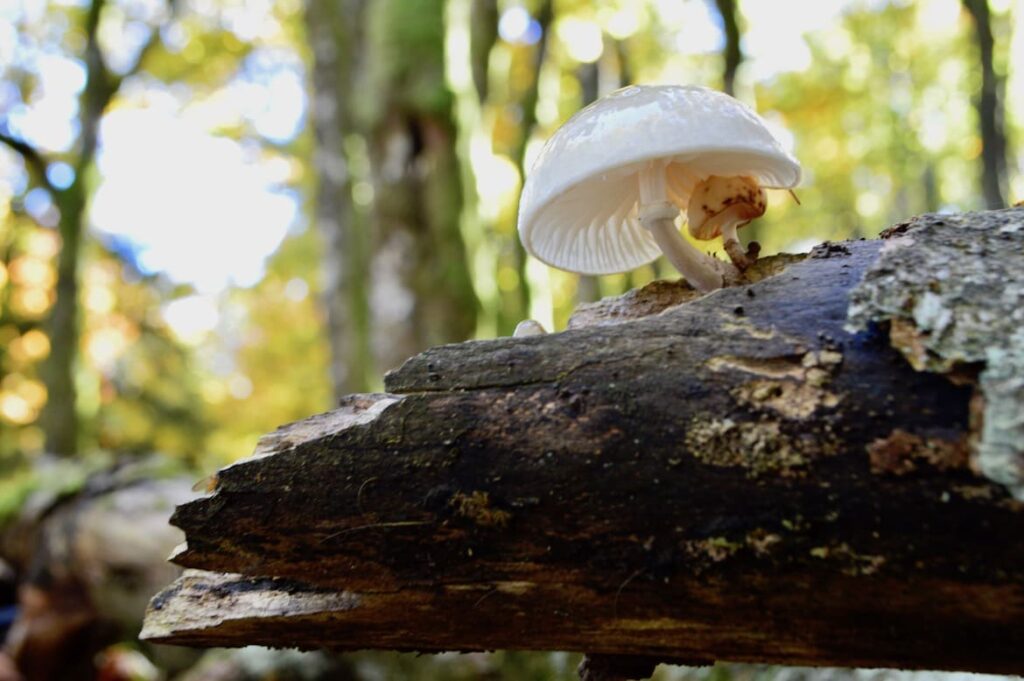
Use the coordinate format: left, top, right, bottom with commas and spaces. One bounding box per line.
143, 209, 1024, 675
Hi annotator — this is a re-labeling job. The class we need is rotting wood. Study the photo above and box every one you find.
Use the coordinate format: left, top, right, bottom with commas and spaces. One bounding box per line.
143, 210, 1024, 676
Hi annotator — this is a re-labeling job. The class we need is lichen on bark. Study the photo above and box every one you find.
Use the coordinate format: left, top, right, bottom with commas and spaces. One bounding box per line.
846, 207, 1024, 498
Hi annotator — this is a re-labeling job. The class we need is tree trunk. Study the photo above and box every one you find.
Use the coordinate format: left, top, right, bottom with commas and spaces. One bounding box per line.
714, 0, 743, 96
38, 186, 85, 455
9, 0, 166, 454
469, 0, 498, 103
38, 0, 120, 455
446, 0, 500, 338
305, 0, 375, 396
575, 60, 601, 305
962, 0, 1009, 208
506, 0, 553, 331
143, 210, 1024, 675
361, 0, 478, 374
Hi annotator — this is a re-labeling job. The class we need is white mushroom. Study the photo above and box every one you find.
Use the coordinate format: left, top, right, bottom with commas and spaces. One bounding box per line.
513, 319, 547, 337
517, 85, 801, 292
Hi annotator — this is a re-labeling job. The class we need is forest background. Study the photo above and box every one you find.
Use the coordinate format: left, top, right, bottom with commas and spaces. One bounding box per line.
0, 0, 1021, 676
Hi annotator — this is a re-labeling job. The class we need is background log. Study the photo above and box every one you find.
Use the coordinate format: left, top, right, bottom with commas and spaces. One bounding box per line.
143, 210, 1024, 675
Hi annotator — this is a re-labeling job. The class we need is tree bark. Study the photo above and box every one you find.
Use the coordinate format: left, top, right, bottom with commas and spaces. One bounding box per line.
143, 210, 1024, 674
961, 0, 1009, 208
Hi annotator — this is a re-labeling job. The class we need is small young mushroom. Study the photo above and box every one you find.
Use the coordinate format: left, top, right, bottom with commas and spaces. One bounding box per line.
518, 85, 801, 292
513, 319, 547, 337
688, 175, 766, 270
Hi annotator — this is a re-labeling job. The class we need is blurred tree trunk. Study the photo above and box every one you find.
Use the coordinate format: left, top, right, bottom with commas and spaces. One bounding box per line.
713, 0, 743, 96
3, 0, 166, 454
39, 0, 114, 456
40, 184, 86, 456
923, 163, 941, 212
0, 128, 79, 456
457, 0, 500, 336
614, 38, 632, 87
305, 0, 375, 397
361, 0, 478, 374
470, 0, 498, 103
506, 0, 553, 331
308, 0, 480, 388
962, 0, 1009, 208
575, 60, 601, 305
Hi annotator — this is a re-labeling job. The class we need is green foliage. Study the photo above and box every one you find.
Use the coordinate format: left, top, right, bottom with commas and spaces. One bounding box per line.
750, 1, 982, 256
143, 26, 253, 88
204, 228, 332, 467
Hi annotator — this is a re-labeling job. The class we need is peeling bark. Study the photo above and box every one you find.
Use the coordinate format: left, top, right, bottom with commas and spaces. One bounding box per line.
144, 213, 1024, 675
848, 207, 1024, 497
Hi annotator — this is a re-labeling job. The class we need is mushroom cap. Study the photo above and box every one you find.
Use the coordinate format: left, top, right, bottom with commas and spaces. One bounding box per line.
687, 175, 767, 241
517, 84, 801, 275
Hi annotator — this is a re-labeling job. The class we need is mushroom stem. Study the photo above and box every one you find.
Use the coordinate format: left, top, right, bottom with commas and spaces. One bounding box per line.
720, 220, 758, 271
642, 206, 724, 291
637, 163, 724, 292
